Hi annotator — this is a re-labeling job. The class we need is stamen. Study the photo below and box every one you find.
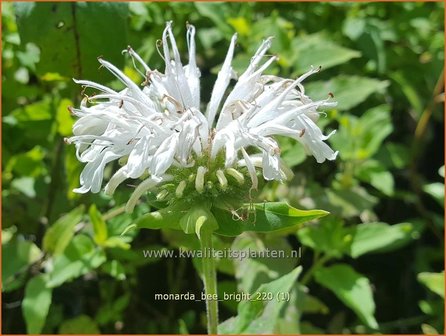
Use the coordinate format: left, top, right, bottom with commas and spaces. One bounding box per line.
216, 169, 228, 190
226, 168, 245, 185
195, 166, 207, 193
175, 180, 187, 198
156, 189, 169, 201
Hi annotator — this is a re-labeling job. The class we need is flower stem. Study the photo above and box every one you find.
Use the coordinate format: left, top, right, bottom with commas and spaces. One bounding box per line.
200, 228, 219, 334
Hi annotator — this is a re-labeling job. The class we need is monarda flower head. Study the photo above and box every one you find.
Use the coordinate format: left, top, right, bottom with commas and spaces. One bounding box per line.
66, 22, 338, 213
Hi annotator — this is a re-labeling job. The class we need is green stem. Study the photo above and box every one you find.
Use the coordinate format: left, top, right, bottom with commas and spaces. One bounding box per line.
300, 254, 331, 286
200, 229, 219, 335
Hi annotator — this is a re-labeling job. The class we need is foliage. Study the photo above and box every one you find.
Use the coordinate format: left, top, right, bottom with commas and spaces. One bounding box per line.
2, 2, 444, 334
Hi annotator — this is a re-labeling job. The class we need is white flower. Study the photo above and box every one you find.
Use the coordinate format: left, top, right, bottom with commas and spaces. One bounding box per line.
67, 21, 338, 212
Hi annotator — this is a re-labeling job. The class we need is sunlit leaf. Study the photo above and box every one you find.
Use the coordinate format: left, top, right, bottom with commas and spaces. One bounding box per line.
348, 222, 421, 258
46, 234, 106, 288
213, 202, 329, 236
292, 34, 361, 74
418, 272, 445, 298
22, 275, 52, 334
89, 204, 108, 245
43, 205, 85, 255
314, 264, 378, 329
219, 266, 302, 334
306, 76, 389, 110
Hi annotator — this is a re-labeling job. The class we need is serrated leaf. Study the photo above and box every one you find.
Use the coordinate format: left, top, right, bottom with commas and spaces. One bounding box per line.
418, 272, 445, 298
43, 205, 85, 255
218, 266, 302, 334
306, 75, 389, 110
314, 264, 378, 329
213, 202, 328, 236
22, 274, 52, 334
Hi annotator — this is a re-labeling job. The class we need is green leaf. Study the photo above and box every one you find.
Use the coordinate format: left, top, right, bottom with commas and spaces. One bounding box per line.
14, 2, 128, 81
180, 205, 218, 237
218, 266, 302, 334
46, 234, 106, 288
88, 204, 108, 245
59, 315, 100, 334
43, 205, 85, 255
314, 264, 378, 329
306, 75, 389, 110
213, 202, 329, 236
331, 105, 392, 161
135, 204, 186, 231
277, 136, 306, 168
297, 217, 348, 258
348, 222, 420, 258
418, 272, 445, 298
297, 286, 329, 314
102, 260, 126, 280
355, 160, 394, 196
22, 275, 52, 334
292, 34, 361, 74
232, 233, 296, 293
5, 146, 46, 178
2, 238, 42, 292
423, 183, 444, 207
56, 98, 74, 136
421, 323, 439, 335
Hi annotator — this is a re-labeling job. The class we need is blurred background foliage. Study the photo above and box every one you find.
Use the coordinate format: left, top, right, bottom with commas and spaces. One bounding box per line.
2, 1, 444, 334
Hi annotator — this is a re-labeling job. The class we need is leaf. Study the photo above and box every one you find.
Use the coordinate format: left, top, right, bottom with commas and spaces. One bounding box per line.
423, 183, 444, 207
277, 136, 306, 168
213, 202, 329, 236
43, 205, 85, 255
59, 315, 100, 334
2, 238, 42, 292
88, 204, 108, 245
232, 233, 296, 293
218, 266, 302, 334
135, 204, 186, 231
14, 2, 128, 81
102, 260, 126, 281
56, 98, 74, 136
418, 272, 445, 298
421, 323, 439, 335
292, 34, 361, 74
22, 274, 52, 334
314, 264, 378, 329
46, 234, 106, 288
330, 105, 393, 161
179, 205, 218, 237
297, 217, 349, 258
305, 75, 389, 110
348, 222, 420, 258
355, 160, 394, 196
